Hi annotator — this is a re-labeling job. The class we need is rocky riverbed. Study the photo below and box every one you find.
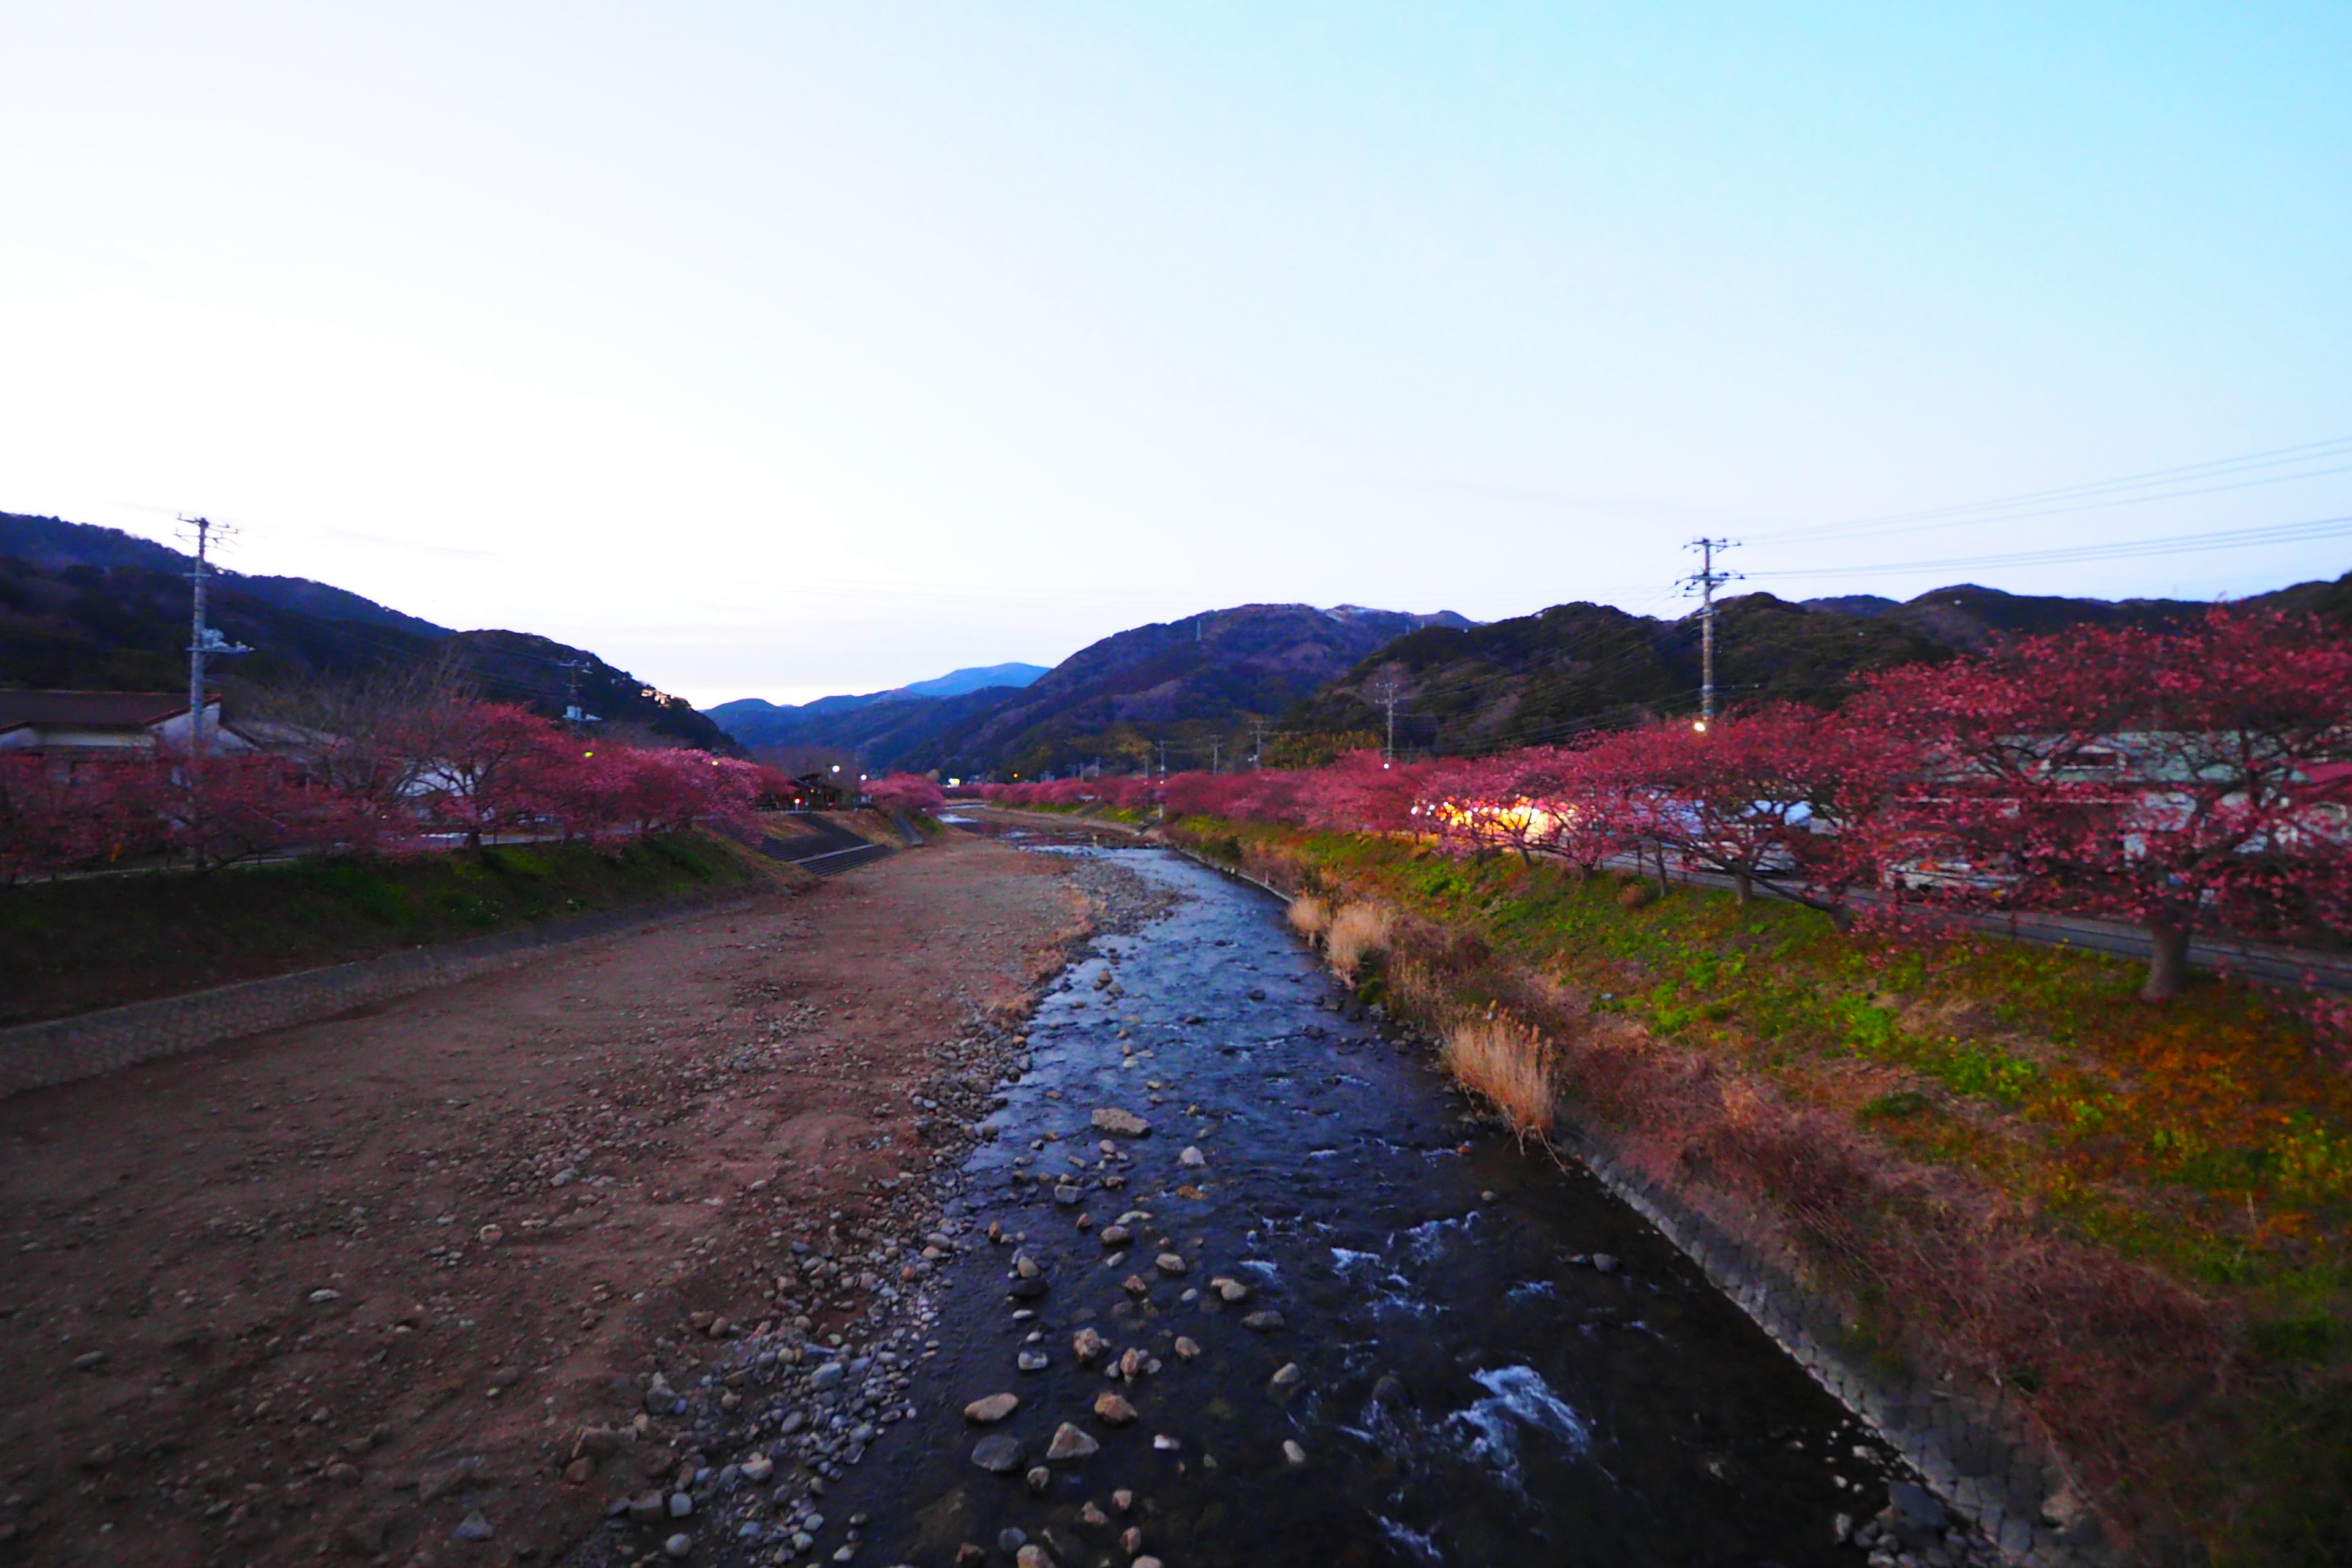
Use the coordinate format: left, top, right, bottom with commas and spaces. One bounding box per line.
560, 846, 2000, 1568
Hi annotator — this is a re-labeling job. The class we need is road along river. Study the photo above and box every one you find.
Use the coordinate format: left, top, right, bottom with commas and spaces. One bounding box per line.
790, 845, 1939, 1568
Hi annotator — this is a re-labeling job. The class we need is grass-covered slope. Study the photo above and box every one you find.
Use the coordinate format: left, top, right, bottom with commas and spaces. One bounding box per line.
0, 834, 769, 1027
1175, 816, 2351, 1566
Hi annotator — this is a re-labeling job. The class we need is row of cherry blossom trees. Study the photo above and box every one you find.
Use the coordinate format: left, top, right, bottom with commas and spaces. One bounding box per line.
0, 702, 812, 880
977, 611, 2352, 1000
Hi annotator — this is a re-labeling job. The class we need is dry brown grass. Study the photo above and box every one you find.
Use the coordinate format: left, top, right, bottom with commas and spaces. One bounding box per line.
1325, 901, 1396, 982
1441, 1015, 1556, 1139
1286, 895, 1332, 941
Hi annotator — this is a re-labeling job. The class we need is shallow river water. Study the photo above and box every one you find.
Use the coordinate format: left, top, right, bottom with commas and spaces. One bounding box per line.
826, 846, 1898, 1567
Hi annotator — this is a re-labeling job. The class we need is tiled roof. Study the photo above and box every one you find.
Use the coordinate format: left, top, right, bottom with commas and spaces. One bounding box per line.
0, 690, 197, 731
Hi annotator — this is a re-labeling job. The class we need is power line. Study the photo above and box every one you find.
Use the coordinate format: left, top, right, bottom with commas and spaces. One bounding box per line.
1741, 511, 2352, 582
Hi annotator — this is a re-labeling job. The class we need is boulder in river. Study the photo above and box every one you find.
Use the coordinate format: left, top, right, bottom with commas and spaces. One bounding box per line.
1091, 1107, 1152, 1137
1046, 1422, 1100, 1461
971, 1434, 1025, 1474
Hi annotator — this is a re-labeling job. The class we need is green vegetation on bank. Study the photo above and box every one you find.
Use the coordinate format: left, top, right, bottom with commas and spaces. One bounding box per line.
1174, 816, 2352, 1566
0, 833, 763, 1027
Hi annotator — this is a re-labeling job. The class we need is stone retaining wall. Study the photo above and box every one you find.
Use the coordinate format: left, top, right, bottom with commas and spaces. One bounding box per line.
0, 883, 774, 1100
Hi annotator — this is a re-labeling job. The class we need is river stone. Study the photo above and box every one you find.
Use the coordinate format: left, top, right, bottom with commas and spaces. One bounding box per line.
809, 1362, 845, 1392
1025, 1465, 1052, 1494
1589, 1253, 1620, 1274
1014, 1251, 1042, 1278
1116, 1210, 1153, 1226
1017, 1351, 1050, 1372
1093, 1391, 1138, 1426
1173, 1336, 1202, 1361
1269, 1363, 1303, 1401
1072, 1327, 1109, 1363
741, 1453, 773, 1482
1016, 1545, 1058, 1568
1178, 1147, 1206, 1168
971, 1434, 1025, 1474
1283, 1439, 1308, 1468
1053, 1185, 1082, 1205
1122, 1275, 1151, 1297
1212, 1276, 1250, 1302
1242, 1310, 1286, 1332
1091, 1108, 1152, 1137
1046, 1422, 1100, 1461
1009, 1275, 1049, 1300
451, 1511, 494, 1543
963, 1393, 1020, 1423
1154, 1252, 1187, 1276
663, 1534, 692, 1561
1099, 1225, 1131, 1247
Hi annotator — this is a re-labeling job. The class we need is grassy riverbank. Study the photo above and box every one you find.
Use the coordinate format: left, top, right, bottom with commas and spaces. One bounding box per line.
0, 832, 772, 1027
1171, 816, 2351, 1567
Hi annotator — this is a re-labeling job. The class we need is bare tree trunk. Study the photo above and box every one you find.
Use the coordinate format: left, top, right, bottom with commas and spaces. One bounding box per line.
1733, 869, 1752, 905
2141, 919, 2192, 1002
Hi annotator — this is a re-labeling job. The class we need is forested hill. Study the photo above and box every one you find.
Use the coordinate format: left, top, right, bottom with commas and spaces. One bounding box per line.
1284, 575, 2352, 758
0, 511, 738, 753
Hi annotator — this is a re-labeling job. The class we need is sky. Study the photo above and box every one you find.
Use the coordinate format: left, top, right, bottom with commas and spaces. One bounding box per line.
3, 4, 2348, 707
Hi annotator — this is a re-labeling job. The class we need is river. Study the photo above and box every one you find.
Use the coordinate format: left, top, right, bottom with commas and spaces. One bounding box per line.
801, 843, 1901, 1567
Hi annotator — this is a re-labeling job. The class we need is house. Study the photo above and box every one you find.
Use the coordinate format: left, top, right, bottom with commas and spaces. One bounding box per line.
0, 690, 252, 760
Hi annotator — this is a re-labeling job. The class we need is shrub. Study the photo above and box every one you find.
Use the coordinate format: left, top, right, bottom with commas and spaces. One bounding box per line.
1325, 902, 1396, 983
1441, 1015, 1556, 1139
1286, 895, 1331, 941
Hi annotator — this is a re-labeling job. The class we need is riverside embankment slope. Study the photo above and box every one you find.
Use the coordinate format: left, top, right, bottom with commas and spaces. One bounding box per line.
1166, 816, 2352, 1568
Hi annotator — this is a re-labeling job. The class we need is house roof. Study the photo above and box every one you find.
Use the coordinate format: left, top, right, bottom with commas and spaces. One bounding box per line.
0, 690, 199, 732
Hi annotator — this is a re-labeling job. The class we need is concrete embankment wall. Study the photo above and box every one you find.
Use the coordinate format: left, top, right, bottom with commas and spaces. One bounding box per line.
1171, 842, 2108, 1568
0, 883, 774, 1100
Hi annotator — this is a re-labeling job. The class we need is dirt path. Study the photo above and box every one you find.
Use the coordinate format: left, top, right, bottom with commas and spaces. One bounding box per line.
0, 832, 1099, 1567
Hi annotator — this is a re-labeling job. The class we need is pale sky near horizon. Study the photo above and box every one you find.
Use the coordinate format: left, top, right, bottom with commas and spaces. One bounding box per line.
4, 4, 2349, 707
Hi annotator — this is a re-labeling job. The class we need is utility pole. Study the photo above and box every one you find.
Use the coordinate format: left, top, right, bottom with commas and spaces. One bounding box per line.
1371, 679, 1402, 762
181, 516, 251, 763
1209, 737, 1221, 774
1681, 538, 1741, 728
1250, 723, 1267, 769
1156, 739, 1168, 778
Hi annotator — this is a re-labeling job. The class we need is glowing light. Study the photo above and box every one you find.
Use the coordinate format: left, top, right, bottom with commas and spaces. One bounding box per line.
1692, 720, 1709, 733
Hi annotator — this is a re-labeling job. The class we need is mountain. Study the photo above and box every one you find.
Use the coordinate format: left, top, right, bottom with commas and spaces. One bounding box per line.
901, 663, 1049, 699
881, 603, 1472, 777
704, 602, 1471, 778
1286, 575, 2352, 757
704, 663, 1048, 750
0, 511, 739, 753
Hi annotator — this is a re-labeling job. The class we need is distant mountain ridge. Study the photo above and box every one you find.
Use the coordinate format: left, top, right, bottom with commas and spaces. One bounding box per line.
706, 601, 1472, 777
0, 511, 739, 753
704, 662, 1049, 750
1287, 575, 2352, 758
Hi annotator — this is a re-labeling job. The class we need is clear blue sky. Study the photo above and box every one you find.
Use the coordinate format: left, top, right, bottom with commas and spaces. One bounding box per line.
4, 4, 2347, 705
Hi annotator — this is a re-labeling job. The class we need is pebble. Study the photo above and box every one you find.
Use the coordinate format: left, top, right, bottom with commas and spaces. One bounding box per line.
971, 1434, 1025, 1474
1079, 1501, 1110, 1526
1178, 1147, 1205, 1168
741, 1454, 773, 1483
1122, 1275, 1151, 1297
1072, 1327, 1109, 1363
1017, 1351, 1051, 1373
1590, 1253, 1620, 1274
1094, 1391, 1139, 1426
1099, 1225, 1132, 1247
664, 1533, 692, 1560
1268, 1363, 1303, 1400
307, 1288, 341, 1305
1283, 1439, 1308, 1469
1241, 1310, 1285, 1333
1211, 1277, 1249, 1302
451, 1511, 494, 1542
810, 1362, 846, 1392
1152, 1434, 1180, 1451
963, 1393, 1020, 1424
1113, 1488, 1134, 1510
668, 1491, 693, 1518
1016, 1545, 1058, 1568
1025, 1464, 1053, 1495
1091, 1107, 1152, 1137
1046, 1422, 1101, 1461
1153, 1253, 1187, 1276
1172, 1337, 1201, 1361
